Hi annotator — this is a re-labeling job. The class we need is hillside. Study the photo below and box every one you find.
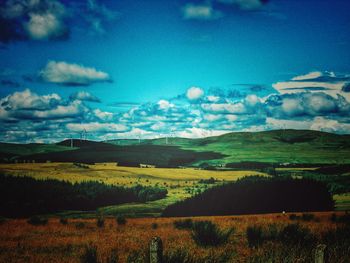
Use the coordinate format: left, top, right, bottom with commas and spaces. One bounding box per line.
1, 130, 350, 165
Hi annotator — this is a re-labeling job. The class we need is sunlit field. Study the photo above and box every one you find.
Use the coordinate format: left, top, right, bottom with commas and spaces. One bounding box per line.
0, 163, 266, 217
0, 212, 348, 263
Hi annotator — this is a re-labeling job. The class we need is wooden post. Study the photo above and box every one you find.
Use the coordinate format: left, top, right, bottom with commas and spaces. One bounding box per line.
315, 244, 326, 263
150, 237, 163, 263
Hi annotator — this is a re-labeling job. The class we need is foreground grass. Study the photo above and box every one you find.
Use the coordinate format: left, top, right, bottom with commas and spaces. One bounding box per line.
0, 212, 347, 263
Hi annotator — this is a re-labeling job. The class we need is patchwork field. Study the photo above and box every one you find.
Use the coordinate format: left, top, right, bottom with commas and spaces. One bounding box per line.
0, 163, 266, 217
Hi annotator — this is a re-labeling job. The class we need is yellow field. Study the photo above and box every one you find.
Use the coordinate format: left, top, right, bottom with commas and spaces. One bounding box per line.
0, 163, 267, 217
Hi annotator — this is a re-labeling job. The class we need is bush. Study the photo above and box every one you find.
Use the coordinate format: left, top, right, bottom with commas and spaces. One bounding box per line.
278, 223, 316, 246
0, 216, 7, 225
107, 249, 119, 263
60, 217, 68, 225
246, 225, 263, 248
191, 221, 233, 247
163, 249, 192, 263
27, 216, 48, 226
126, 250, 145, 263
80, 244, 98, 263
75, 222, 86, 229
301, 213, 315, 221
151, 223, 158, 229
246, 224, 279, 248
116, 215, 126, 225
173, 219, 193, 230
97, 216, 104, 228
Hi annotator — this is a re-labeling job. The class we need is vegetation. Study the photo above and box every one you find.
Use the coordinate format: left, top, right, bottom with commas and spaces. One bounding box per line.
0, 213, 349, 263
80, 244, 98, 263
191, 220, 234, 247
116, 215, 126, 225
173, 219, 193, 230
27, 215, 48, 226
0, 174, 167, 217
162, 176, 334, 217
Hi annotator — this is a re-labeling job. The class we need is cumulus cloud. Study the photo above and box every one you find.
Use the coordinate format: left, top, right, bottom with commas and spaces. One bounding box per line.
66, 122, 128, 133
39, 61, 111, 86
186, 86, 204, 100
157, 100, 174, 110
0, 0, 68, 42
273, 71, 350, 101
182, 3, 222, 20
70, 91, 101, 103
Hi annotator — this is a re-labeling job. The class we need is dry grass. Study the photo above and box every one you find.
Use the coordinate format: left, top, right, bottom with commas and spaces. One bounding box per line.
0, 212, 343, 263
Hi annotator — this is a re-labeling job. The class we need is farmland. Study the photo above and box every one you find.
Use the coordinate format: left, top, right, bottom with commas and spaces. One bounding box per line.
0, 163, 265, 217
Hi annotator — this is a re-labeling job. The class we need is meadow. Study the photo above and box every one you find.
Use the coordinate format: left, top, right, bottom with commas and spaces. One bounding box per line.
0, 212, 348, 263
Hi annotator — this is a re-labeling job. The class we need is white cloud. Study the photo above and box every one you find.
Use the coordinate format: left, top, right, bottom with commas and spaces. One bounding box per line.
0, 89, 61, 111
25, 12, 65, 40
291, 71, 323, 81
310, 117, 350, 134
70, 91, 101, 102
187, 86, 204, 100
93, 109, 113, 121
203, 114, 223, 122
182, 3, 222, 20
39, 61, 111, 86
157, 100, 174, 110
206, 95, 220, 102
176, 127, 228, 138
150, 122, 166, 131
66, 122, 128, 133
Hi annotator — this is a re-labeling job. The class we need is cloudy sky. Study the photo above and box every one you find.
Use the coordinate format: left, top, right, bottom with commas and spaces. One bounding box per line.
1, 0, 350, 143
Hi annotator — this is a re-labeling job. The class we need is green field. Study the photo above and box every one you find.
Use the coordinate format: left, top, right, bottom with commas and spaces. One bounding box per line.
1, 130, 350, 165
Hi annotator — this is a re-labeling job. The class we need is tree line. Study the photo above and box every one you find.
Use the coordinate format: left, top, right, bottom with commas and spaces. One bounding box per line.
162, 176, 334, 217
0, 175, 167, 217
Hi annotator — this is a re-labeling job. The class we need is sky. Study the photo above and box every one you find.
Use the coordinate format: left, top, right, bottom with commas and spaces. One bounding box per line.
0, 0, 350, 143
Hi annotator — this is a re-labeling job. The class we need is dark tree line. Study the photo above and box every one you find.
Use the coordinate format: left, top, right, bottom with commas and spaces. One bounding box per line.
0, 175, 167, 218
162, 176, 334, 217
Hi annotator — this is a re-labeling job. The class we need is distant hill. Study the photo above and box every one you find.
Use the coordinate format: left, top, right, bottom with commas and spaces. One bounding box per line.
1, 130, 350, 165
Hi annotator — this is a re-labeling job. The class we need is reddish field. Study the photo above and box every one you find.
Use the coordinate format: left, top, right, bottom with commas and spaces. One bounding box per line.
0, 212, 346, 263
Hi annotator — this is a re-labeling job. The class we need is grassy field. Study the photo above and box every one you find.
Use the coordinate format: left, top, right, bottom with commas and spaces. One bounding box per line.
0, 212, 347, 263
0, 163, 265, 217
108, 129, 350, 165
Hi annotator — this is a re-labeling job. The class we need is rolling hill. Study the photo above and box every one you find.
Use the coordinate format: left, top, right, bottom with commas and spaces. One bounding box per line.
1, 129, 350, 165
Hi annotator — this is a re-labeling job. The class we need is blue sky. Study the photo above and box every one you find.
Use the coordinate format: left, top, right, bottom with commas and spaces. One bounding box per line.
1, 0, 350, 142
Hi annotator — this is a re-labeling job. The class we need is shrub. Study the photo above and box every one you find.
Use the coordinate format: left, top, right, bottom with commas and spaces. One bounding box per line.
27, 216, 48, 226
191, 221, 234, 247
126, 250, 144, 263
116, 215, 126, 225
163, 249, 192, 263
0, 216, 7, 225
301, 213, 315, 221
246, 224, 279, 248
97, 216, 104, 228
60, 217, 68, 225
107, 249, 119, 263
75, 222, 86, 229
289, 214, 299, 220
173, 219, 193, 230
278, 223, 316, 246
80, 244, 98, 263
151, 223, 158, 229
246, 225, 264, 248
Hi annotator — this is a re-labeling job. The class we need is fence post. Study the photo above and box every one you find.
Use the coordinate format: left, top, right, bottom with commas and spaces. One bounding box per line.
315, 244, 326, 263
150, 237, 163, 263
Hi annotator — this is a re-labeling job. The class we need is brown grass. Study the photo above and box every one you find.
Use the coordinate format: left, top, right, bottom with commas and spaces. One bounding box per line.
0, 212, 343, 263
